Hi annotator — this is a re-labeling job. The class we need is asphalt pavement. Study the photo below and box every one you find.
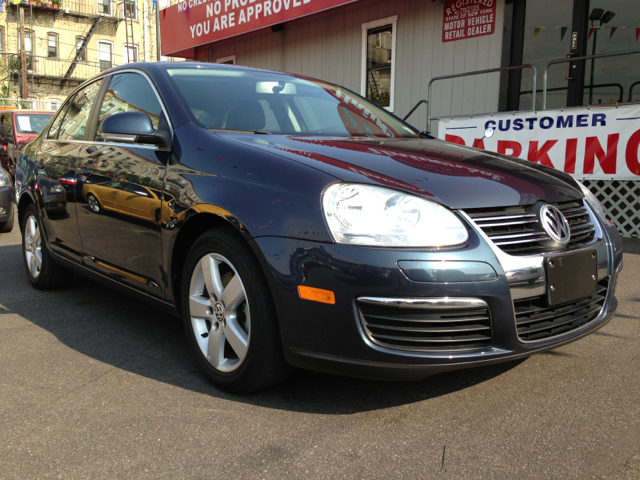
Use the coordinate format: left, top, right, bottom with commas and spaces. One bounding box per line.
1, 219, 639, 479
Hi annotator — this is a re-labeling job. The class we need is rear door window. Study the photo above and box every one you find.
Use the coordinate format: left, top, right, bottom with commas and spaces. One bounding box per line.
47, 99, 73, 140
58, 80, 103, 141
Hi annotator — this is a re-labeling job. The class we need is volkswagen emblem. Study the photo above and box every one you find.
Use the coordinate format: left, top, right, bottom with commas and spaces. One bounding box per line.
214, 302, 225, 322
540, 205, 571, 245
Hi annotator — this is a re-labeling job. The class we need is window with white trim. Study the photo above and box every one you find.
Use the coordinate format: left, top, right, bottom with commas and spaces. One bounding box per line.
216, 55, 236, 65
98, 41, 113, 71
97, 0, 111, 16
122, 44, 139, 64
49, 99, 61, 111
124, 0, 137, 20
76, 36, 86, 61
48, 33, 58, 58
361, 16, 397, 111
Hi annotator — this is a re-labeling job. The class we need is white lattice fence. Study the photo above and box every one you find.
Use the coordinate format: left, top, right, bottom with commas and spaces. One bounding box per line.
581, 180, 640, 238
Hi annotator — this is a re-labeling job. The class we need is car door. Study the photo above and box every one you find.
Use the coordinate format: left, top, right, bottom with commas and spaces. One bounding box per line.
76, 72, 169, 297
33, 80, 103, 263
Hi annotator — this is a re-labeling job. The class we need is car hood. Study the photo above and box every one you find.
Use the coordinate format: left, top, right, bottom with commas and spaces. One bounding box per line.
217, 133, 582, 209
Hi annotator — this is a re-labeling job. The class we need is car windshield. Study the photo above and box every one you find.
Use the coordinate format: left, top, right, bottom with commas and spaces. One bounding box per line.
164, 67, 419, 138
15, 113, 54, 134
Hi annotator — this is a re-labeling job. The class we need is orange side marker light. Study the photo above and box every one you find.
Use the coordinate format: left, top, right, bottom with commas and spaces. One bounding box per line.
297, 285, 336, 305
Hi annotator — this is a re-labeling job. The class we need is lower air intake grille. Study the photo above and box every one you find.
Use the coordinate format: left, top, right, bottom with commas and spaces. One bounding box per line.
514, 277, 609, 342
356, 301, 492, 352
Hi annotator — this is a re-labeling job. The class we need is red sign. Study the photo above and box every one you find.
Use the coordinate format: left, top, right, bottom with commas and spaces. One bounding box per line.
160, 0, 359, 57
442, 0, 496, 43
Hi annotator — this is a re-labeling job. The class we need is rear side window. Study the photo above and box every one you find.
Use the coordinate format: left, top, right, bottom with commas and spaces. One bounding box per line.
47, 100, 73, 140
95, 73, 163, 141
58, 79, 103, 141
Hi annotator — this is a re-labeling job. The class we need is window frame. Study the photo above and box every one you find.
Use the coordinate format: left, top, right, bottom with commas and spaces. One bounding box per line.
97, 0, 112, 16
49, 99, 61, 111
97, 40, 114, 72
17, 29, 34, 54
122, 44, 139, 64
0, 27, 5, 53
123, 0, 138, 20
47, 32, 58, 59
216, 55, 236, 65
76, 36, 86, 61
360, 15, 398, 112
91, 71, 174, 147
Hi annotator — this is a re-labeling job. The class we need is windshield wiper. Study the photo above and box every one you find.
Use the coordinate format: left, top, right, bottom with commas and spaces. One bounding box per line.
254, 130, 272, 134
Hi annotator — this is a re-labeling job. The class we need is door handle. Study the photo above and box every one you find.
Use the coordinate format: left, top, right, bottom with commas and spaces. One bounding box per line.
78, 167, 91, 175
35, 161, 45, 169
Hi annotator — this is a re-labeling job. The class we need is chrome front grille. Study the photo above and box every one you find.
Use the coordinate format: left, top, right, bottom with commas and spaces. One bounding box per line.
465, 200, 596, 255
514, 277, 608, 342
356, 300, 492, 352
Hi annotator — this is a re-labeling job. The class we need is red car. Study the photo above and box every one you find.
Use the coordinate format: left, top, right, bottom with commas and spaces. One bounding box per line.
0, 109, 54, 178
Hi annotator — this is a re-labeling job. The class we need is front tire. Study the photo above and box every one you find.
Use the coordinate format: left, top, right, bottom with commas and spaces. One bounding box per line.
87, 194, 102, 213
21, 204, 73, 290
181, 227, 292, 393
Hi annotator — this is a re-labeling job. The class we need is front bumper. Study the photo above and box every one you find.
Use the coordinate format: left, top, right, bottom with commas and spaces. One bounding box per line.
251, 210, 622, 380
0, 185, 14, 226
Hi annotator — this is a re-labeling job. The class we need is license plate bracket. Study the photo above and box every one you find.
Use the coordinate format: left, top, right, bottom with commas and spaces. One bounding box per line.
545, 250, 598, 306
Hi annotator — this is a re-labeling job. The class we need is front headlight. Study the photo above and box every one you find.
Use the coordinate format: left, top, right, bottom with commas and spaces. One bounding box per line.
578, 181, 607, 221
322, 183, 468, 247
0, 167, 10, 188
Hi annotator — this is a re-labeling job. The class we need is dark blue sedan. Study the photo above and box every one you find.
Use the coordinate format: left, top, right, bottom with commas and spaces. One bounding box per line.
14, 63, 623, 393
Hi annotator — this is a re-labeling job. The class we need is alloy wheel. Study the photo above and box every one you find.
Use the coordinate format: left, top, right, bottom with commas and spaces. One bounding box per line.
188, 253, 250, 373
24, 215, 42, 279
88, 195, 100, 213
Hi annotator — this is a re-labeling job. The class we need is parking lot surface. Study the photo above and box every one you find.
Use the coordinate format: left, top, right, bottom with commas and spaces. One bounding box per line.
1, 221, 639, 479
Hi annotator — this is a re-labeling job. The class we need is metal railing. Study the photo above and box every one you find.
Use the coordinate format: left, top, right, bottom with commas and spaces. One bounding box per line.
9, 0, 123, 18
0, 53, 115, 80
426, 64, 537, 134
0, 98, 57, 110
627, 80, 640, 103
542, 49, 640, 109
521, 83, 625, 104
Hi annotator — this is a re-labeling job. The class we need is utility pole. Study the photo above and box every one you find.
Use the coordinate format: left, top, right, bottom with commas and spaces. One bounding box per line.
156, 5, 161, 61
19, 7, 27, 102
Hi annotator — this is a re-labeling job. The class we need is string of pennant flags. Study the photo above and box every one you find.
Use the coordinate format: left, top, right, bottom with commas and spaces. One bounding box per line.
533, 26, 640, 42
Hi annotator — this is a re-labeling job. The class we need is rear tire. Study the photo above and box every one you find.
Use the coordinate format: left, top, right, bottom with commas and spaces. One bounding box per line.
21, 204, 73, 290
181, 227, 292, 393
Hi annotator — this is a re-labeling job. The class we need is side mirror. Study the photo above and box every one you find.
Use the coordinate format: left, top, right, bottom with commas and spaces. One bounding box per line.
101, 111, 172, 147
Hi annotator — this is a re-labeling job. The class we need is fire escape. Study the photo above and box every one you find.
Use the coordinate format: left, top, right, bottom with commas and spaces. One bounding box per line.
64, 0, 124, 80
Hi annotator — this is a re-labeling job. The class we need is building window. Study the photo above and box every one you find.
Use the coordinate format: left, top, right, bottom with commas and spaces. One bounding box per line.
17, 30, 34, 53
361, 16, 397, 111
97, 0, 111, 16
76, 37, 86, 61
216, 55, 236, 65
122, 44, 138, 64
49, 99, 61, 111
48, 33, 58, 58
124, 0, 137, 20
98, 41, 113, 71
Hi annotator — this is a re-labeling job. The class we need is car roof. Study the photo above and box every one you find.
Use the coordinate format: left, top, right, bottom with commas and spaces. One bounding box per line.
109, 61, 292, 78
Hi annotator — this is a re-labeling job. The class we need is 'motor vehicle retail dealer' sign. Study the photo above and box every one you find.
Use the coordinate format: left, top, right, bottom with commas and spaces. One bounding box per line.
442, 0, 496, 42
438, 105, 640, 180
160, 0, 359, 56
